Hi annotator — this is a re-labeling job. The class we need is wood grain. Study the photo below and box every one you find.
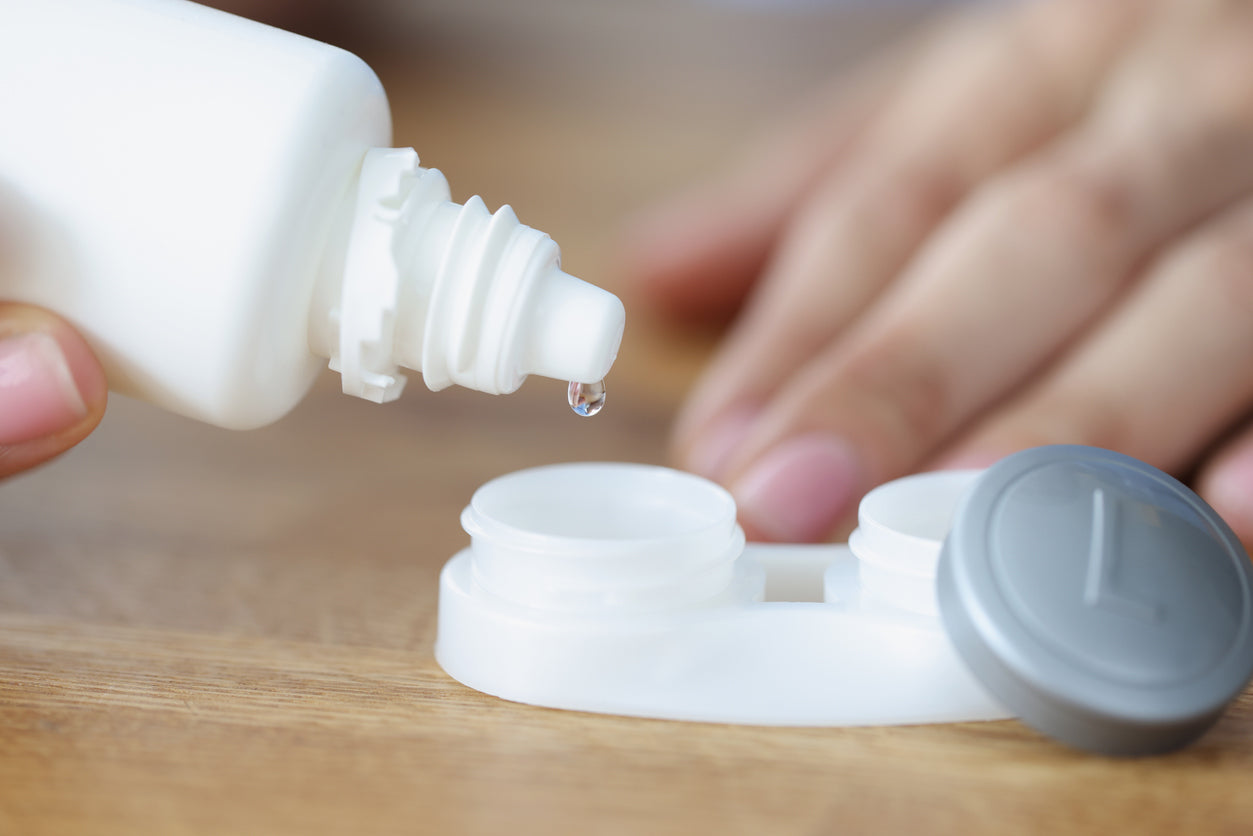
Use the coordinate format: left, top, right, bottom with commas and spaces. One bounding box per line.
2, 4, 1251, 833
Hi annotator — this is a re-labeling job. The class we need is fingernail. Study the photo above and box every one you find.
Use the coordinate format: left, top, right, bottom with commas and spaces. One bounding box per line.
0, 332, 89, 444
686, 406, 760, 479
732, 434, 864, 543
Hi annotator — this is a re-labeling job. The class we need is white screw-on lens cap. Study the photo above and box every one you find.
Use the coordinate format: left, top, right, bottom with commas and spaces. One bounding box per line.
937, 445, 1253, 756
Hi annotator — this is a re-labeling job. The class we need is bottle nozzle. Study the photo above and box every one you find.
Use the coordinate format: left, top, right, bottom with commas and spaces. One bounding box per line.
518, 268, 625, 385
318, 148, 627, 401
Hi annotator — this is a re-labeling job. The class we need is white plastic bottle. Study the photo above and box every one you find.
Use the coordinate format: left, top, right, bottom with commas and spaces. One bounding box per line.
0, 0, 625, 428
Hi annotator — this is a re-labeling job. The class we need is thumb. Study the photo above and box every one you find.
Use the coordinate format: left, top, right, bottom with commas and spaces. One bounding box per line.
0, 303, 107, 477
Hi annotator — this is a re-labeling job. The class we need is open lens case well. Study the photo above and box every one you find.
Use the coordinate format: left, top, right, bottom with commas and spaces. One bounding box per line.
436, 446, 1253, 756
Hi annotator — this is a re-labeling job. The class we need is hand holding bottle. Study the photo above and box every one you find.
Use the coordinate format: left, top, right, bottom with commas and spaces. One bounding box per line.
0, 304, 106, 477
622, 0, 1253, 544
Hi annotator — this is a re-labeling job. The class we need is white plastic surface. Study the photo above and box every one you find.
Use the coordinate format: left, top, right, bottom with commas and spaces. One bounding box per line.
436, 464, 1011, 726
0, 0, 387, 428
0, 0, 624, 427
316, 148, 624, 399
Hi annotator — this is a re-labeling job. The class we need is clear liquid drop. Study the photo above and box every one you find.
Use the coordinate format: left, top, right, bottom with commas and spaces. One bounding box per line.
568, 379, 607, 417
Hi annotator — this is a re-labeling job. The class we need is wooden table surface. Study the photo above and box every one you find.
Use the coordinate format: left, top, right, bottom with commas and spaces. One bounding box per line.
3, 4, 1251, 833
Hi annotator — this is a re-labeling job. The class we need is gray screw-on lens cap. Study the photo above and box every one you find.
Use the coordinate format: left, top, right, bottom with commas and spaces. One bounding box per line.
937, 445, 1253, 756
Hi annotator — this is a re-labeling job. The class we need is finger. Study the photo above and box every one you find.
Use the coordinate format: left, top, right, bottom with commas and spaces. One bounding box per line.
720, 22, 1253, 542
0, 304, 107, 478
1197, 422, 1253, 550
616, 0, 1085, 325
617, 40, 909, 325
673, 0, 1142, 477
937, 195, 1253, 478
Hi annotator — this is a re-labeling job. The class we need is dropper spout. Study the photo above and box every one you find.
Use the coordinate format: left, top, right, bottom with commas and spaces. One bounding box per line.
316, 147, 627, 401
518, 268, 625, 385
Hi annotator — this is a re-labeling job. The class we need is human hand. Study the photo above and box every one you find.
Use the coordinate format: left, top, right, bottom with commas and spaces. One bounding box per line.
0, 305, 107, 478
622, 0, 1253, 543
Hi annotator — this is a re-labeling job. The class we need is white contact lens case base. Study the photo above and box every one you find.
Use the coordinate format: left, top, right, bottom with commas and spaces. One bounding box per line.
435, 462, 1009, 727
